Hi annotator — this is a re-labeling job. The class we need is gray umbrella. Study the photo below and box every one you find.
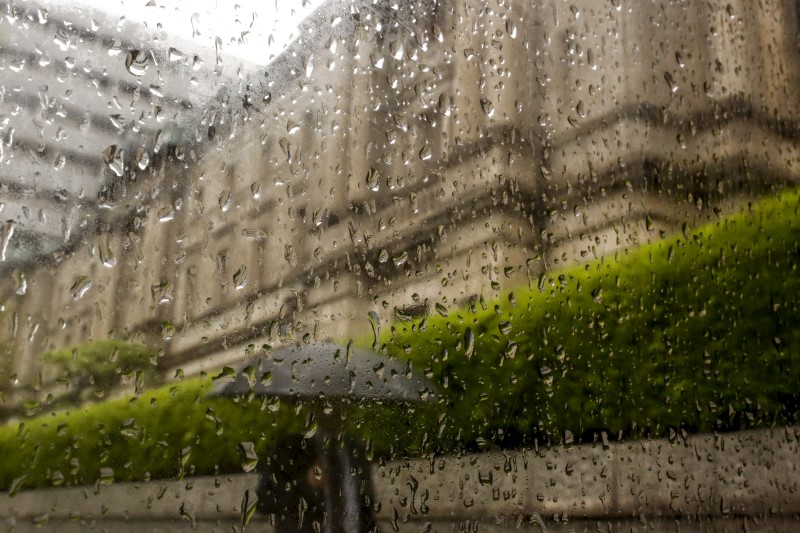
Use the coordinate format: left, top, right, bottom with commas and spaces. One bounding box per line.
209, 342, 439, 533
209, 341, 437, 403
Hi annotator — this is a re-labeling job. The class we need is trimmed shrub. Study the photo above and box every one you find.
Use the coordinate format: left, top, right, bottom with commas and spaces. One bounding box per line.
1, 188, 799, 490
42, 340, 161, 403
0, 377, 307, 492
363, 189, 800, 453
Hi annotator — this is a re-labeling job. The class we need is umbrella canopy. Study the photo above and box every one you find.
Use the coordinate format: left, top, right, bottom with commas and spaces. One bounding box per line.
210, 342, 437, 403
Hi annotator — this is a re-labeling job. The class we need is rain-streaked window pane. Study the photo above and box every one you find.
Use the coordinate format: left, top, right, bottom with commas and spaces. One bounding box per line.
1, 0, 799, 531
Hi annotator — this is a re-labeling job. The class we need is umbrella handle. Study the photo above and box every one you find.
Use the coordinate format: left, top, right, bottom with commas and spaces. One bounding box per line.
315, 428, 336, 533
315, 426, 364, 533
338, 439, 361, 533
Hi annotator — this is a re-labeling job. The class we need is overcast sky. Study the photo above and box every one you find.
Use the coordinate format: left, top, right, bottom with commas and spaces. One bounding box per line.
60, 0, 328, 66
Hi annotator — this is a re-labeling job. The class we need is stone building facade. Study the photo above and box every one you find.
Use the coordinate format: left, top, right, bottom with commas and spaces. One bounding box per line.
1, 0, 799, 401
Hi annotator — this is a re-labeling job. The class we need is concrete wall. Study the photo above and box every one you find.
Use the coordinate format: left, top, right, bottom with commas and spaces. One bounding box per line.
1, 427, 797, 531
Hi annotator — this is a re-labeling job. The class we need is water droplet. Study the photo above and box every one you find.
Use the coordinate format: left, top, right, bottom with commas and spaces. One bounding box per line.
50, 471, 64, 487
664, 71, 678, 93
389, 41, 403, 60
392, 251, 408, 267
241, 228, 266, 240
153, 130, 163, 153
419, 143, 432, 161
592, 287, 603, 303
326, 36, 338, 53
304, 420, 318, 439
366, 168, 380, 191
480, 98, 495, 117
8, 475, 27, 497
506, 19, 517, 38
13, 270, 26, 295
435, 303, 448, 317
241, 489, 258, 528
370, 51, 384, 69
505, 341, 518, 359
284, 244, 297, 266
125, 50, 149, 76
107, 39, 123, 56
54, 28, 70, 51
368, 310, 381, 350
233, 266, 247, 290
100, 243, 116, 268
70, 276, 92, 300
432, 23, 444, 42
498, 321, 512, 335
1, 221, 15, 262
135, 147, 149, 170
437, 93, 451, 116
159, 208, 175, 223
168, 47, 187, 62
212, 367, 236, 383
464, 328, 475, 359
120, 418, 141, 439
302, 52, 314, 77
98, 467, 114, 485
218, 189, 232, 212
238, 442, 258, 473
102, 145, 125, 177
161, 322, 175, 341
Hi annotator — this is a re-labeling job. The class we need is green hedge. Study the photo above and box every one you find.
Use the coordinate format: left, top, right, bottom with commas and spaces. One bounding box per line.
369, 189, 800, 452
0, 377, 308, 492
42, 340, 161, 403
1, 188, 799, 490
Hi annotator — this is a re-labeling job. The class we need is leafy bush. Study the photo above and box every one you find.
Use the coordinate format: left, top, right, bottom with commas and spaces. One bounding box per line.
364, 189, 800, 452
42, 340, 162, 403
1, 189, 799, 490
0, 377, 307, 492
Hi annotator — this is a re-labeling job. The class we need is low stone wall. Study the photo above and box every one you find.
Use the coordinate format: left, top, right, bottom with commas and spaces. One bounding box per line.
2, 427, 798, 531
374, 426, 800, 530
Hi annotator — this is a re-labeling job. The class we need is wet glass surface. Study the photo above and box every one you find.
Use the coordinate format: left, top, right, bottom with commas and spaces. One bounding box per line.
0, 0, 799, 531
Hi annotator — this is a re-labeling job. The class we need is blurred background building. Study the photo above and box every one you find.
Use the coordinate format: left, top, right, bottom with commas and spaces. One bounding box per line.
0, 0, 799, 406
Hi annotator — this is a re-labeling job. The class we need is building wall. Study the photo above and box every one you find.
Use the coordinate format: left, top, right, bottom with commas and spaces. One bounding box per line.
1, 0, 799, 399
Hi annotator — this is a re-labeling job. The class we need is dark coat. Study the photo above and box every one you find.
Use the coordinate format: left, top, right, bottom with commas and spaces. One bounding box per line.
257, 432, 377, 533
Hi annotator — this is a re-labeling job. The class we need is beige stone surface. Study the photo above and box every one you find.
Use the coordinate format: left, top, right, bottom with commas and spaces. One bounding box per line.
2, 428, 798, 530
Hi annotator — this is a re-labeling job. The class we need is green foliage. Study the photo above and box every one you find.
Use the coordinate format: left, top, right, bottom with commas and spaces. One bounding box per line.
0, 377, 306, 492
42, 340, 161, 401
0, 189, 799, 490
362, 189, 800, 452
